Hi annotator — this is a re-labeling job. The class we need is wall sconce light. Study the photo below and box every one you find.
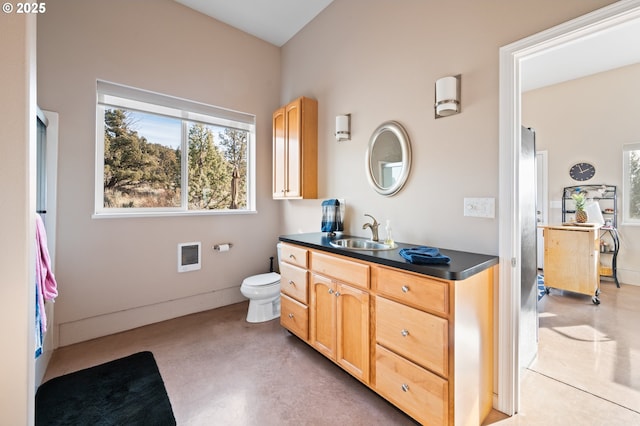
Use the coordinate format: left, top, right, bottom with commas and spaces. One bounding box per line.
335, 114, 351, 141
434, 74, 461, 118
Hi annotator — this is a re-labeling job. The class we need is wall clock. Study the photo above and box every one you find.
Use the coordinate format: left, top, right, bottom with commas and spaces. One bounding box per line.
569, 162, 596, 181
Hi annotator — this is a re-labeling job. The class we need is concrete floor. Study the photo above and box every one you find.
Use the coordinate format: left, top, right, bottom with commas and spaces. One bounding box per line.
486, 280, 640, 425
43, 280, 640, 425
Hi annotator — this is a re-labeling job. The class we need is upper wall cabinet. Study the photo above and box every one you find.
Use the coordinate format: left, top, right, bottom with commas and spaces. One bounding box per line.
273, 97, 318, 200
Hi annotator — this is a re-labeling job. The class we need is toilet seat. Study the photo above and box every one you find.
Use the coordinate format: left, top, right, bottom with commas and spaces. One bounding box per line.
242, 272, 280, 287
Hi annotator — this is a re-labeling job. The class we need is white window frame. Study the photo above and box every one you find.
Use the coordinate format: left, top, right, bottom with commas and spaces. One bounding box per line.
622, 142, 640, 226
94, 80, 256, 218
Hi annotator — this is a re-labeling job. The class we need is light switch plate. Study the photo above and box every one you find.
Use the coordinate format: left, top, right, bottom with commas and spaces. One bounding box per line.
464, 197, 495, 218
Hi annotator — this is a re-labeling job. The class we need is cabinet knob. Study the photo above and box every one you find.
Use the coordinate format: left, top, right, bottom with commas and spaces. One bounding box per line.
401, 285, 410, 293
328, 288, 334, 295
401, 383, 410, 392
288, 313, 294, 319
401, 329, 410, 337
335, 291, 341, 297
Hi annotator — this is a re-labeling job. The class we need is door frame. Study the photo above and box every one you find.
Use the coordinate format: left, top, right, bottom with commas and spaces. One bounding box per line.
536, 150, 548, 269
497, 0, 640, 415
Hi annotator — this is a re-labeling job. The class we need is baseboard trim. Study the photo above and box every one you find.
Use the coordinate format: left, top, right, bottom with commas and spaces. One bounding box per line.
57, 287, 245, 347
617, 269, 640, 286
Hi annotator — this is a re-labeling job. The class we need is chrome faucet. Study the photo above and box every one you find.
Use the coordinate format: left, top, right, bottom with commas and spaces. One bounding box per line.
362, 214, 380, 241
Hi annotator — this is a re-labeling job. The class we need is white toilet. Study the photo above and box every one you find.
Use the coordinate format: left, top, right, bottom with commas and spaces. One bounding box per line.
240, 243, 282, 323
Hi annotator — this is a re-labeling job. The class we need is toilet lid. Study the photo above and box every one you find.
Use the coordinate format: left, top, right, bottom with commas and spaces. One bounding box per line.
243, 272, 280, 287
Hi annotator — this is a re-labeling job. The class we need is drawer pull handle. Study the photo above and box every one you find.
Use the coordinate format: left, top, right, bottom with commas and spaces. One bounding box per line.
401, 285, 410, 293
289, 254, 296, 259
288, 280, 295, 286
288, 313, 294, 319
401, 329, 410, 337
328, 288, 334, 295
401, 383, 410, 392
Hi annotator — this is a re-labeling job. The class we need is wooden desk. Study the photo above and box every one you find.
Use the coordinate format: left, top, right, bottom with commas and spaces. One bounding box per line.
541, 224, 601, 304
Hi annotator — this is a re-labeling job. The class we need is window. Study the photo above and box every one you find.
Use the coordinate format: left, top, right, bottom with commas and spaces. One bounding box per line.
623, 142, 640, 225
95, 81, 255, 217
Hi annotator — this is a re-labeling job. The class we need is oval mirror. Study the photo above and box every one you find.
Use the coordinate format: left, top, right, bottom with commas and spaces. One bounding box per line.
365, 121, 412, 196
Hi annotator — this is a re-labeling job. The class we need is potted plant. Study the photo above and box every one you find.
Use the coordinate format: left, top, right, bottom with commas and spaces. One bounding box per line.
572, 192, 588, 223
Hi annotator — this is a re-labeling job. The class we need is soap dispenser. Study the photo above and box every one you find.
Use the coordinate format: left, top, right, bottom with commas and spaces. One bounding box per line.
384, 220, 394, 246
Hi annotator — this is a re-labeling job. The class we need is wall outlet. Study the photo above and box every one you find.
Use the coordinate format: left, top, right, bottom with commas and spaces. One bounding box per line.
464, 197, 495, 218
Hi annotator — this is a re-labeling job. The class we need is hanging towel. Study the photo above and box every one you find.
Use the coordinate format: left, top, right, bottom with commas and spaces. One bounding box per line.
399, 246, 451, 265
321, 199, 344, 233
35, 214, 58, 334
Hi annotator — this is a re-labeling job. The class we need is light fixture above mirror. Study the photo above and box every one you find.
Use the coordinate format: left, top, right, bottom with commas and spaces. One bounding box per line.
435, 74, 461, 118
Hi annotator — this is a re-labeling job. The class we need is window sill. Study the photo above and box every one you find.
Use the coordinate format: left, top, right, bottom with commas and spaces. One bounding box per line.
92, 209, 257, 219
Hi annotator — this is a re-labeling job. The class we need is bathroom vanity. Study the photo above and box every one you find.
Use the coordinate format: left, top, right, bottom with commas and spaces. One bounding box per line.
278, 233, 498, 426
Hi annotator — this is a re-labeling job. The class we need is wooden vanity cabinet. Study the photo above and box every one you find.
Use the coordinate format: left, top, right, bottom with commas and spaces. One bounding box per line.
279, 242, 495, 426
272, 97, 318, 200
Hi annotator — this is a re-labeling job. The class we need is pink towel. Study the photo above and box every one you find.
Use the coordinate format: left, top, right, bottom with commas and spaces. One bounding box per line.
35, 214, 57, 333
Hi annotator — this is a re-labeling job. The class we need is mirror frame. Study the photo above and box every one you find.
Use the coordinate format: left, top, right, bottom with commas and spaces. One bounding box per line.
365, 120, 412, 196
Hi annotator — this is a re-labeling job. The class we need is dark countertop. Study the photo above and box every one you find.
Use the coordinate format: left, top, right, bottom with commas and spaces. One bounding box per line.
279, 232, 499, 281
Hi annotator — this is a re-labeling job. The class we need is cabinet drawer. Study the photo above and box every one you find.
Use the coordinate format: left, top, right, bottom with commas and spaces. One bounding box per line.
376, 296, 448, 377
311, 251, 369, 289
376, 344, 448, 426
281, 244, 308, 268
280, 262, 308, 304
376, 267, 449, 316
280, 294, 308, 341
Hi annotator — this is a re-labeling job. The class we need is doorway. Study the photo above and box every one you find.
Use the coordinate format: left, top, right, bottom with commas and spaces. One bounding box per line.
497, 0, 640, 415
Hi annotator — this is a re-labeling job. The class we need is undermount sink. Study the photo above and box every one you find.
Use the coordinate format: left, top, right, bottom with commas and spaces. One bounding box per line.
329, 238, 397, 251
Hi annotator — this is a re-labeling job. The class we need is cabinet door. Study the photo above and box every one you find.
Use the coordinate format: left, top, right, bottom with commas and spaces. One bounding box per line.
285, 99, 301, 198
336, 282, 370, 383
272, 107, 286, 198
310, 273, 336, 359
272, 97, 317, 200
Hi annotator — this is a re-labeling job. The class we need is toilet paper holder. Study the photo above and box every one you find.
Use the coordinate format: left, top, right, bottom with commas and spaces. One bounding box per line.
213, 243, 233, 251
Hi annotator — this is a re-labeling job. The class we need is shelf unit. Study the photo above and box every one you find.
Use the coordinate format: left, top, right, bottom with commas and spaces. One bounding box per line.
561, 184, 620, 287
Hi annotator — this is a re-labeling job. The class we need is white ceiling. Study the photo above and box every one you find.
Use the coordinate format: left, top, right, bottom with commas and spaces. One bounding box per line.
175, 0, 640, 90
174, 0, 334, 47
